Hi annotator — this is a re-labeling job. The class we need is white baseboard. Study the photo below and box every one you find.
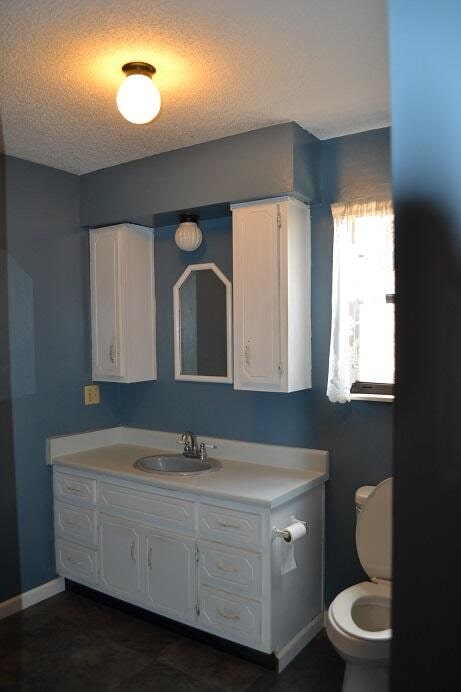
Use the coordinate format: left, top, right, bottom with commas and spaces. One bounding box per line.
0, 577, 65, 621
276, 611, 325, 672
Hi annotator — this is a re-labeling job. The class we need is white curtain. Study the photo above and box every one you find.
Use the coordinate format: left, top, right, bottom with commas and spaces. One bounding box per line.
326, 200, 394, 403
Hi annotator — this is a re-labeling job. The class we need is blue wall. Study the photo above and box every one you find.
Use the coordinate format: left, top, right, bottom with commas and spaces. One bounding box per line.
1, 156, 120, 600
121, 128, 394, 602
1, 127, 393, 603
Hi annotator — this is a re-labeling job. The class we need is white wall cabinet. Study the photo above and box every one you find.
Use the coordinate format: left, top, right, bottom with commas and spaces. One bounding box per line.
231, 197, 311, 392
90, 223, 156, 383
53, 466, 324, 670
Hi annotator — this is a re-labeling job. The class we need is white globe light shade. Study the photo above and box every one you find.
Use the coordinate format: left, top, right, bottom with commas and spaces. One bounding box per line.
175, 221, 203, 252
116, 74, 161, 125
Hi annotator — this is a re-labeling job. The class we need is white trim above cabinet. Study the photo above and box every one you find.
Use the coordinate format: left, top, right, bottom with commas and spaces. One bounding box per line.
90, 223, 157, 383
231, 197, 311, 392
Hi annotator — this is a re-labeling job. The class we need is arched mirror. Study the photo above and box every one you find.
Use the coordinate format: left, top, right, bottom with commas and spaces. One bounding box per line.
173, 263, 233, 383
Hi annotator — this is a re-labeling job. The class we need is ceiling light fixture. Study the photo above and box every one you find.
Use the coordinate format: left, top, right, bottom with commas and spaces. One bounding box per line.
116, 62, 161, 125
175, 214, 203, 251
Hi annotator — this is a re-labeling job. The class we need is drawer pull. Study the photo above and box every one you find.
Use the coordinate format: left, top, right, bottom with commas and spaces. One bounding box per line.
65, 485, 82, 494
65, 518, 82, 528
66, 556, 84, 567
216, 560, 240, 574
216, 519, 241, 529
217, 607, 240, 621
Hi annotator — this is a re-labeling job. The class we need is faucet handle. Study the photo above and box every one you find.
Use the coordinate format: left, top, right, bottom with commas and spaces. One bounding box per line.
199, 442, 217, 460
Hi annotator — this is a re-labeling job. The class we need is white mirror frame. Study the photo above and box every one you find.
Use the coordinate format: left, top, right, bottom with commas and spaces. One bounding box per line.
173, 262, 233, 383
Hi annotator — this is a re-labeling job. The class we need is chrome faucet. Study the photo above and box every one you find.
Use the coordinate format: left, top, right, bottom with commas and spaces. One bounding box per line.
179, 431, 213, 461
181, 431, 198, 457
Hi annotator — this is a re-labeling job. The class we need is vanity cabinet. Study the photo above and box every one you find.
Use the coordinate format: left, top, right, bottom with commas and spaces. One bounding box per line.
53, 466, 324, 670
90, 223, 156, 383
231, 197, 311, 392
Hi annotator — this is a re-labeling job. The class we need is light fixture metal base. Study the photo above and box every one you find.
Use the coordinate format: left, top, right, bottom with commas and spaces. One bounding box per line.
122, 61, 156, 77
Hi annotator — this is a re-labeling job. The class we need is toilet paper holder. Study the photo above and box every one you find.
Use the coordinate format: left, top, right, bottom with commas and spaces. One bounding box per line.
272, 516, 307, 541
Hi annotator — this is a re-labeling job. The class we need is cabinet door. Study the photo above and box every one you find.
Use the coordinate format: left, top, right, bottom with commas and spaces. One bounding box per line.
232, 202, 282, 389
99, 515, 142, 601
145, 531, 197, 623
90, 228, 124, 379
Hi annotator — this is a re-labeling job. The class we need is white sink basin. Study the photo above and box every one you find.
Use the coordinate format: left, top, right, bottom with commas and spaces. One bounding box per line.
134, 454, 221, 475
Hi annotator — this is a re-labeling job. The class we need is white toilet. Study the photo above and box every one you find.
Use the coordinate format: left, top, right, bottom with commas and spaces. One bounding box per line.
326, 478, 392, 692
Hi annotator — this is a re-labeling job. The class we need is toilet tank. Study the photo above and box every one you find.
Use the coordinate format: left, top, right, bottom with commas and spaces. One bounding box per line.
355, 485, 376, 511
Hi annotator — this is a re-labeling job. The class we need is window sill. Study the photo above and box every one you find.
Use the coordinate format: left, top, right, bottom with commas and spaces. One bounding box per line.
350, 393, 394, 403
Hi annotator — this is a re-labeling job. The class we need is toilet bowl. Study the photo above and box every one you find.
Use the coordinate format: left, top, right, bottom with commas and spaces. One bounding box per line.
326, 478, 392, 692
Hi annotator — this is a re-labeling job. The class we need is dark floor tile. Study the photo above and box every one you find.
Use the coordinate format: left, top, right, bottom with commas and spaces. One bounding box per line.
115, 660, 223, 692
158, 636, 266, 692
0, 614, 81, 669
0, 592, 344, 692
1, 591, 179, 660
291, 629, 340, 662
2, 639, 153, 692
108, 614, 179, 657
52, 592, 179, 657
248, 653, 344, 692
0, 595, 63, 649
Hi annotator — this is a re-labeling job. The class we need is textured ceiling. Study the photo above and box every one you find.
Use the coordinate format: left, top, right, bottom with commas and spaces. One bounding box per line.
0, 0, 389, 174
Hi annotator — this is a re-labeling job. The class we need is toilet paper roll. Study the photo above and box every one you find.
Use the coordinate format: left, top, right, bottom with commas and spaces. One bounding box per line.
283, 521, 307, 543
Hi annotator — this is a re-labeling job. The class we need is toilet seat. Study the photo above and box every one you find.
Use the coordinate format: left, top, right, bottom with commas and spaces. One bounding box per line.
329, 581, 392, 642
356, 478, 392, 581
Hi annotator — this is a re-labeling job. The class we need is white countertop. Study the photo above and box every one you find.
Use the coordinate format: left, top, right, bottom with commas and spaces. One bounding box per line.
53, 443, 327, 508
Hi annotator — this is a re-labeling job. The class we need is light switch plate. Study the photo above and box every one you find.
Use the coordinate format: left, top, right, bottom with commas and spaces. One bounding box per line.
84, 384, 100, 406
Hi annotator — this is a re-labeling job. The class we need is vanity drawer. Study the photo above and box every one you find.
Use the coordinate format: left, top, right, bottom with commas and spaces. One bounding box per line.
199, 542, 261, 599
54, 471, 97, 507
56, 538, 98, 585
54, 501, 97, 547
98, 482, 197, 535
199, 586, 262, 645
199, 504, 262, 550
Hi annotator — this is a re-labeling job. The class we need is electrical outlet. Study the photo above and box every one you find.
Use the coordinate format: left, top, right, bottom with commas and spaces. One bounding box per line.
84, 384, 100, 406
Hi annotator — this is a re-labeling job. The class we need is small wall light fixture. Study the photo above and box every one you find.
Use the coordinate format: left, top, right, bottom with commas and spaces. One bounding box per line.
175, 214, 203, 252
116, 62, 161, 124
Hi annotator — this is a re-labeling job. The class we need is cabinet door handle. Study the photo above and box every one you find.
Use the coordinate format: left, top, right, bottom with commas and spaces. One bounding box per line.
217, 607, 240, 621
148, 547, 152, 569
109, 341, 117, 364
216, 519, 241, 529
216, 560, 240, 574
244, 341, 250, 366
130, 540, 136, 563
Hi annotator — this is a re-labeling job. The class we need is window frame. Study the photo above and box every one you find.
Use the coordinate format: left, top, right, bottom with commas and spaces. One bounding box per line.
350, 381, 394, 396
327, 199, 395, 404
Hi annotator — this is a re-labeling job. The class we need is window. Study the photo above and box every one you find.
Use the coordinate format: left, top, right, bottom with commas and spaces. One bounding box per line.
327, 200, 394, 403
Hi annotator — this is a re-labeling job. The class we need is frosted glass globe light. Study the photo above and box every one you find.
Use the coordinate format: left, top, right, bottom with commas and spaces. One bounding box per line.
175, 217, 203, 251
116, 62, 161, 125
